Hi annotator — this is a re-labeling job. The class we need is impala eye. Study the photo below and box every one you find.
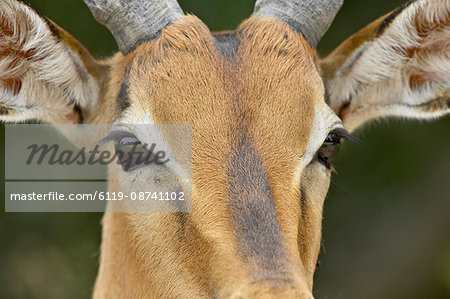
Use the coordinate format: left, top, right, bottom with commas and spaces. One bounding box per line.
317, 128, 355, 173
318, 134, 340, 172
116, 135, 140, 146
324, 133, 341, 145
113, 133, 150, 172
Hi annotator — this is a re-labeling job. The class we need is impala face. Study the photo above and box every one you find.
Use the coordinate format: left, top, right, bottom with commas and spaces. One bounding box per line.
1, 0, 448, 298
110, 16, 345, 296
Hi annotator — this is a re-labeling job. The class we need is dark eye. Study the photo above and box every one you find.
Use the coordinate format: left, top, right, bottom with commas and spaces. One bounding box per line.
317, 132, 341, 172
324, 133, 341, 145
116, 135, 141, 146
114, 134, 150, 172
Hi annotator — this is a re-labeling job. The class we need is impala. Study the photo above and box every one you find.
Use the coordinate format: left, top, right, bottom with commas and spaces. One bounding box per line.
1, 0, 448, 297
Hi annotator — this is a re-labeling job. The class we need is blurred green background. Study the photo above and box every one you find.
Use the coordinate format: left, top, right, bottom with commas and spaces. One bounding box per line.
1, 0, 449, 298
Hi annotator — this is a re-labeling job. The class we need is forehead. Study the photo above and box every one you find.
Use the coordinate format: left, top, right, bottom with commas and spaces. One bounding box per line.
119, 15, 328, 154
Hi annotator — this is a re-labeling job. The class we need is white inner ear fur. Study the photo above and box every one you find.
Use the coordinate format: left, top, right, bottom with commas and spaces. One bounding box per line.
326, 0, 449, 131
0, 0, 99, 122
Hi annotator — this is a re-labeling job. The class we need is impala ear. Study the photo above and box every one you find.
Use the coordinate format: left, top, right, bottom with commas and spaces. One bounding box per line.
0, 0, 106, 124
320, 0, 449, 132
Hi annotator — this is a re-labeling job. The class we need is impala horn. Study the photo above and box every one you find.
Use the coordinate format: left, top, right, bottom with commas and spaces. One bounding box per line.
83, 0, 184, 54
253, 0, 343, 47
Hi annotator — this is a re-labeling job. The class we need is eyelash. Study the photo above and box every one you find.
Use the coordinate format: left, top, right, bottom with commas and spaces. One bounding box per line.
317, 128, 356, 173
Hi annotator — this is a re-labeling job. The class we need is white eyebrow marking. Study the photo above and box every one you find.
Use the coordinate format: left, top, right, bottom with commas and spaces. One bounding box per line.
111, 113, 192, 190
292, 104, 343, 186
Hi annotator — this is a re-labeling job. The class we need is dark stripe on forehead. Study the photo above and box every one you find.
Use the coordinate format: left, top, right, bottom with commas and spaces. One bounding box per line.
227, 135, 288, 278
214, 31, 240, 57
377, 0, 417, 36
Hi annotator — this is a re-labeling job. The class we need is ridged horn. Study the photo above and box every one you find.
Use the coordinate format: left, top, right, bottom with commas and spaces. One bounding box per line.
253, 0, 343, 47
83, 0, 184, 54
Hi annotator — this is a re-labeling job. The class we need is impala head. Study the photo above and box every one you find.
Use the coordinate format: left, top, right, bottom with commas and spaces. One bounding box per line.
1, 0, 448, 298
